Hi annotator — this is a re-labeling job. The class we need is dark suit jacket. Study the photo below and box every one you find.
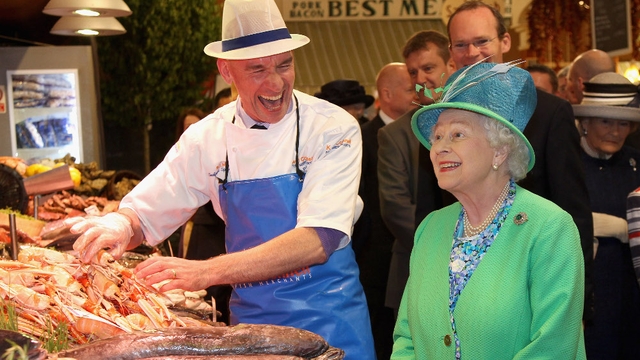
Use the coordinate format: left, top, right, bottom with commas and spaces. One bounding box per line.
377, 108, 424, 310
520, 89, 594, 320
358, 116, 394, 288
625, 129, 640, 150
358, 115, 397, 357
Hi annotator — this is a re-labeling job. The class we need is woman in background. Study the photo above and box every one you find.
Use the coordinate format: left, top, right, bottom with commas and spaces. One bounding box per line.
212, 87, 233, 111
575, 72, 640, 360
175, 107, 206, 142
391, 62, 585, 359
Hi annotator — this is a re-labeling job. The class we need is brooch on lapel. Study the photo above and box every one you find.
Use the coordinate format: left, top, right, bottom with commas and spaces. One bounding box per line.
630, 158, 636, 172
514, 212, 528, 225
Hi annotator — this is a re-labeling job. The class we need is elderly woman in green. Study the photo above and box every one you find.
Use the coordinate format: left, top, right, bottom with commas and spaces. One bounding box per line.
391, 62, 586, 359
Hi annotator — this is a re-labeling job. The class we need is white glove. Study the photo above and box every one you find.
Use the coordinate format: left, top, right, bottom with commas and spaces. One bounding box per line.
65, 212, 134, 263
592, 212, 628, 243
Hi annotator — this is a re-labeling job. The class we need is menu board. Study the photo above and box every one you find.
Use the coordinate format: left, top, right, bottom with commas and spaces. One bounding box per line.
591, 0, 632, 57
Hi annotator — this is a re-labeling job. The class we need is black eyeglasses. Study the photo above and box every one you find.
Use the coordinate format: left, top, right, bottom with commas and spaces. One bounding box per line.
450, 37, 498, 53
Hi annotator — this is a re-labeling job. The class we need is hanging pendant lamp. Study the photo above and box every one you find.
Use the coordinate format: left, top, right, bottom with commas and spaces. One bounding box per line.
50, 16, 126, 36
43, 0, 132, 18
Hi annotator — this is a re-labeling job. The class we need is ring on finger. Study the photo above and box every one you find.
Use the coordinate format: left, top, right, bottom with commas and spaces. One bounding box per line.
170, 269, 176, 279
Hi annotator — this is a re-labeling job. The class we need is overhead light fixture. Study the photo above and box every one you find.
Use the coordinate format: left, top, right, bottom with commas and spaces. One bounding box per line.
50, 16, 126, 36
43, 0, 132, 18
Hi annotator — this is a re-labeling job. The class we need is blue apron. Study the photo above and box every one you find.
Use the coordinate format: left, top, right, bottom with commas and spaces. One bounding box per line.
218, 99, 375, 360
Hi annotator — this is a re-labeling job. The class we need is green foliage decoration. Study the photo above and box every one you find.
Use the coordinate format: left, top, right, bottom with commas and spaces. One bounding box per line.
99, 0, 221, 127
0, 299, 18, 332
40, 318, 68, 353
97, 0, 222, 172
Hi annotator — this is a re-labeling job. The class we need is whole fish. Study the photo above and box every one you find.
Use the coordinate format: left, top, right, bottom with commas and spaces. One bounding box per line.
138, 347, 343, 360
138, 356, 303, 359
55, 324, 331, 360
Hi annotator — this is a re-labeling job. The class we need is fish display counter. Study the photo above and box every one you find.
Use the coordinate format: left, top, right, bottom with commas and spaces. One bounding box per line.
0, 157, 344, 359
0, 247, 344, 359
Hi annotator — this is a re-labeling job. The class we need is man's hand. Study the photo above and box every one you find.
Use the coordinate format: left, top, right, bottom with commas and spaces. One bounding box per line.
65, 212, 134, 263
134, 256, 214, 293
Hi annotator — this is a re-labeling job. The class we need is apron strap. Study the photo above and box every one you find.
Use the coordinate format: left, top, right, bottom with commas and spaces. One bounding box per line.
219, 95, 304, 190
293, 95, 305, 181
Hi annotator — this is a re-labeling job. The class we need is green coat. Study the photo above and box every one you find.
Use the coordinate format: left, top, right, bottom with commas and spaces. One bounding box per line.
392, 186, 586, 359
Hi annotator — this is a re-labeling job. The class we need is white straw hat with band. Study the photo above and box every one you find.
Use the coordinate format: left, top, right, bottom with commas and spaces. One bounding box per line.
204, 0, 310, 60
572, 72, 640, 122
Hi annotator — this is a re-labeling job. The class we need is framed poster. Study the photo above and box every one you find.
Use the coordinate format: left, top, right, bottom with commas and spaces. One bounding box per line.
591, 0, 632, 57
6, 69, 83, 163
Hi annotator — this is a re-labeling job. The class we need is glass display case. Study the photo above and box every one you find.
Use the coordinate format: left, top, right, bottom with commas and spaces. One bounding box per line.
7, 69, 83, 163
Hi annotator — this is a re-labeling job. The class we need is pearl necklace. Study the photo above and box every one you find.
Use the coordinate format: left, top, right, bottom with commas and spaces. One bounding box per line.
463, 181, 510, 237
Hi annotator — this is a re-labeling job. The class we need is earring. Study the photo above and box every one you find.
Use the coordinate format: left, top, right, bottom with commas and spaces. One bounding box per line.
583, 128, 588, 135
492, 163, 499, 171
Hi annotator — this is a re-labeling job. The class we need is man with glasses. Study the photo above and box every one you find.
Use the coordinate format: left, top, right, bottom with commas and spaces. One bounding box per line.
447, 1, 594, 322
450, 37, 496, 53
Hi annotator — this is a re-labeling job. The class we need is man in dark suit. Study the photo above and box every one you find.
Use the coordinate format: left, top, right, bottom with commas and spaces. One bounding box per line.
359, 62, 417, 359
447, 1, 594, 320
377, 30, 456, 319
566, 49, 615, 105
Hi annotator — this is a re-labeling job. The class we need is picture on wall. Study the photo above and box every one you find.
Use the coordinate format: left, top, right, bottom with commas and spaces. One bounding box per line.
7, 70, 82, 163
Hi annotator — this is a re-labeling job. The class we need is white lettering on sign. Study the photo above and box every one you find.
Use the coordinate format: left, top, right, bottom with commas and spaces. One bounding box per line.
278, 0, 509, 21
282, 0, 444, 21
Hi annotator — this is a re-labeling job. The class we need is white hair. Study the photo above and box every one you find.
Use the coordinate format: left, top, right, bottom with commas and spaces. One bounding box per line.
481, 114, 530, 181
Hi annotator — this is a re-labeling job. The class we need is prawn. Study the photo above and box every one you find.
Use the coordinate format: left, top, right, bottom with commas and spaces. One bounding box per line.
0, 267, 37, 287
0, 282, 50, 310
18, 246, 77, 266
87, 266, 122, 300
74, 317, 126, 340
0, 260, 35, 270
42, 264, 83, 294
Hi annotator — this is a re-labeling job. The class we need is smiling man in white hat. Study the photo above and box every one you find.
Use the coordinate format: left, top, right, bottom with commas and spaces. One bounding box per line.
66, 0, 375, 358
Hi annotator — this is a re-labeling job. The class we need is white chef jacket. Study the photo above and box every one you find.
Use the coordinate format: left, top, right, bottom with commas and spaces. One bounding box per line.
120, 90, 362, 250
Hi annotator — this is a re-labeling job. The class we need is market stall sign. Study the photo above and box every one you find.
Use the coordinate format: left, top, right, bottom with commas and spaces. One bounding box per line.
277, 0, 510, 22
